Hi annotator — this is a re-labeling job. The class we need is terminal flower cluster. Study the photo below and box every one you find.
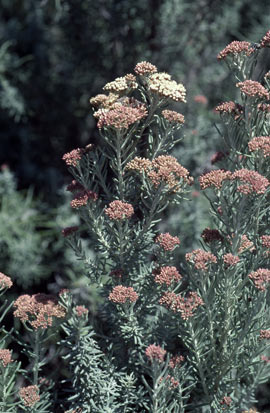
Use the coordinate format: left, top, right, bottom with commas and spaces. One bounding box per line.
0, 271, 13, 290
236, 80, 270, 100
155, 233, 180, 251
159, 291, 204, 320
231, 169, 269, 195
199, 169, 232, 189
62, 148, 85, 167
217, 41, 253, 60
134, 61, 157, 75
103, 74, 137, 93
70, 190, 98, 209
161, 109, 185, 124
148, 72, 186, 102
248, 269, 270, 291
105, 200, 134, 220
185, 249, 217, 271
109, 285, 138, 304
19, 385, 40, 407
145, 344, 166, 363
0, 349, 13, 367
94, 103, 148, 129
153, 266, 182, 286
248, 136, 270, 157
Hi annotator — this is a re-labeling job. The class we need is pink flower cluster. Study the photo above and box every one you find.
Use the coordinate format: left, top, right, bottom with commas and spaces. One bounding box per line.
261, 30, 270, 48
199, 169, 232, 190
231, 169, 269, 195
75, 305, 88, 317
0, 272, 13, 290
134, 61, 157, 75
70, 190, 98, 209
217, 40, 253, 60
13, 293, 66, 329
248, 269, 270, 291
220, 396, 232, 406
155, 233, 180, 251
238, 234, 255, 254
159, 291, 204, 320
19, 385, 40, 407
223, 253, 240, 267
94, 103, 147, 129
62, 148, 85, 167
236, 80, 270, 100
145, 344, 166, 362
215, 101, 244, 120
248, 136, 270, 157
185, 249, 217, 271
105, 200, 134, 220
169, 354, 184, 369
260, 235, 270, 252
260, 330, 270, 340
161, 110, 185, 124
153, 266, 182, 286
261, 355, 270, 364
109, 285, 138, 304
0, 349, 13, 367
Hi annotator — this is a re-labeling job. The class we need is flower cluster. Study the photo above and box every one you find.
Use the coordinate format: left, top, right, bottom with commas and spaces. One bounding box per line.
0, 349, 13, 367
231, 169, 269, 195
220, 396, 232, 406
248, 136, 270, 157
161, 110, 185, 124
109, 286, 138, 304
199, 169, 232, 190
145, 344, 166, 362
94, 103, 147, 129
153, 266, 182, 286
14, 293, 66, 329
70, 190, 98, 209
103, 74, 137, 93
159, 291, 204, 320
223, 253, 240, 267
248, 269, 270, 291
217, 40, 253, 60
215, 101, 244, 120
155, 233, 180, 251
19, 385, 40, 407
260, 330, 270, 340
201, 228, 224, 243
0, 272, 13, 290
134, 61, 157, 75
75, 305, 88, 317
260, 235, 270, 255
105, 200, 134, 220
238, 234, 255, 254
260, 30, 270, 48
148, 72, 186, 102
185, 249, 217, 271
236, 80, 270, 100
62, 148, 85, 167
169, 354, 184, 369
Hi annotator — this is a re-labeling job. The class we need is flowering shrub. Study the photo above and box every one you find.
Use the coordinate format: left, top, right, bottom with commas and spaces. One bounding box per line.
0, 30, 270, 412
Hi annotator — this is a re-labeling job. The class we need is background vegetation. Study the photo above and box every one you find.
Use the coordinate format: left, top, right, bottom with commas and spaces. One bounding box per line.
0, 0, 270, 409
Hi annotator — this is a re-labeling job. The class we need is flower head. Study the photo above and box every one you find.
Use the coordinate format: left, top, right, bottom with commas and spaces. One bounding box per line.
153, 266, 182, 286
260, 330, 270, 339
94, 103, 147, 129
105, 200, 134, 220
231, 169, 269, 195
109, 286, 138, 304
14, 293, 66, 329
155, 233, 180, 251
248, 136, 270, 157
145, 344, 166, 362
260, 235, 270, 256
236, 80, 270, 100
238, 234, 255, 254
19, 385, 40, 407
215, 101, 244, 120
161, 110, 185, 124
70, 190, 98, 209
0, 272, 13, 290
217, 41, 253, 60
75, 305, 88, 317
199, 170, 232, 190
260, 30, 270, 48
220, 396, 232, 406
103, 74, 137, 93
169, 355, 184, 369
62, 148, 84, 167
185, 249, 217, 271
201, 228, 224, 243
0, 349, 13, 367
223, 253, 240, 267
159, 291, 204, 320
248, 269, 270, 291
134, 61, 157, 75
148, 73, 186, 102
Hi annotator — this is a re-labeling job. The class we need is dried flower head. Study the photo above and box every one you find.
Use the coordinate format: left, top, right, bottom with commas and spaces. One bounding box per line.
260, 30, 270, 48
0, 272, 13, 290
134, 61, 157, 75
155, 233, 180, 251
70, 190, 98, 209
149, 73, 186, 102
185, 249, 217, 271
62, 148, 84, 167
236, 80, 270, 100
223, 253, 240, 267
211, 151, 227, 165
109, 285, 138, 304
89, 94, 109, 108
160, 291, 204, 320
201, 228, 224, 243
0, 349, 13, 367
145, 344, 166, 362
248, 136, 270, 157
14, 293, 66, 329
199, 170, 232, 190
94, 103, 147, 129
105, 200, 134, 220
153, 266, 182, 286
62, 226, 79, 237
248, 269, 270, 291
66, 180, 84, 193
217, 41, 253, 60
231, 169, 269, 195
75, 305, 88, 317
19, 385, 40, 407
161, 110, 185, 124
